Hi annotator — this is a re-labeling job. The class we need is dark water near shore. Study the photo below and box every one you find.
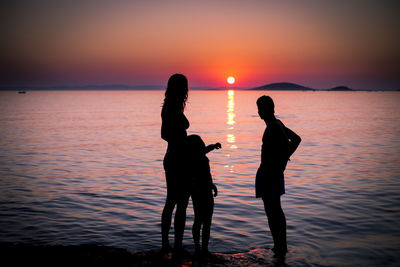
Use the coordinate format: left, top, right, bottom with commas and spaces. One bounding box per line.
0, 90, 399, 266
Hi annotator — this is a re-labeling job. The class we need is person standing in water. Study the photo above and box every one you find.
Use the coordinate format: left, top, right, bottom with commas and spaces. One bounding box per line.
187, 134, 220, 256
161, 74, 191, 255
256, 95, 301, 257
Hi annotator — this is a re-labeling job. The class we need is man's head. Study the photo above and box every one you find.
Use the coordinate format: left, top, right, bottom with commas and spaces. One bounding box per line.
257, 95, 275, 120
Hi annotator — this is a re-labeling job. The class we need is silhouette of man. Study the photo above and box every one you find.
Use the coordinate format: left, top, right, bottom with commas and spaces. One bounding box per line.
256, 95, 301, 257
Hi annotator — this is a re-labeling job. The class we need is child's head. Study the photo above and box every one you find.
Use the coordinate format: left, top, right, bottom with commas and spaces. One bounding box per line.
187, 134, 206, 155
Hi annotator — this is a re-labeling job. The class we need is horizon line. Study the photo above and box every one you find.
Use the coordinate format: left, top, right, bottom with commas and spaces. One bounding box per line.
1, 82, 399, 91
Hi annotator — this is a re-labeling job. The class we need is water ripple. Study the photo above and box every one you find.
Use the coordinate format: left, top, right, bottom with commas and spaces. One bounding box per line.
0, 91, 399, 266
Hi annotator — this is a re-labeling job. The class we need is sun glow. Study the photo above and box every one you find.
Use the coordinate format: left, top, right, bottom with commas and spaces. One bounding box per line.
227, 76, 235, 85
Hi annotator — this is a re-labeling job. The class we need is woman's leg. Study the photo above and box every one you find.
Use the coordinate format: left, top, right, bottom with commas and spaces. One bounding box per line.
173, 192, 190, 251
161, 195, 176, 250
262, 195, 287, 254
163, 153, 190, 253
161, 167, 178, 251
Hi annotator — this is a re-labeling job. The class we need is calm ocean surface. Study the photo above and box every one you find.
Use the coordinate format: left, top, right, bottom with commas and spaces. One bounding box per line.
0, 90, 399, 266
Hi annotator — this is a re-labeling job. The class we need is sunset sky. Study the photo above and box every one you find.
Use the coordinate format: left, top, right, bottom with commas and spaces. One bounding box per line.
1, 0, 399, 89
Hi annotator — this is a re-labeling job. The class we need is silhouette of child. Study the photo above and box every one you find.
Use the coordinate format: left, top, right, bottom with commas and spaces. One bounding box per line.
187, 134, 220, 255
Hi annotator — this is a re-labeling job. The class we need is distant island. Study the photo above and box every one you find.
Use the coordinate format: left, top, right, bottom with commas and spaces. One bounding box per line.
328, 86, 353, 91
250, 83, 359, 91
250, 82, 315, 91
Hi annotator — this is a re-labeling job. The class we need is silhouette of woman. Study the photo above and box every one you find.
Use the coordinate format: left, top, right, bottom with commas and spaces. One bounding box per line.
256, 96, 301, 257
161, 74, 191, 255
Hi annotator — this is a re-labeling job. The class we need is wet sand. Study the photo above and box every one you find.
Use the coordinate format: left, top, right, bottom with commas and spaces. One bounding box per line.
0, 243, 285, 266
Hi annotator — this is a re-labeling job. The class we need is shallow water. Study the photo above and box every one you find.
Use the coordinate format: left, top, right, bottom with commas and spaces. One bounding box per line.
0, 90, 399, 266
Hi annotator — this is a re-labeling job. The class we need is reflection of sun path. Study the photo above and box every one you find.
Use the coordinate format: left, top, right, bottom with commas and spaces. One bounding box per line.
225, 90, 237, 173
227, 90, 235, 127
227, 134, 235, 143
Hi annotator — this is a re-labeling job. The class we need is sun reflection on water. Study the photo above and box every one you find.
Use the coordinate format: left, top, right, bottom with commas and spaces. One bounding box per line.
227, 90, 235, 128
226, 90, 237, 172
226, 90, 237, 150
227, 133, 236, 143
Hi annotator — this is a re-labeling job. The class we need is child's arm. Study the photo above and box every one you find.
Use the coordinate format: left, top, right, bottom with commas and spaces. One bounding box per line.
205, 142, 222, 154
212, 183, 218, 197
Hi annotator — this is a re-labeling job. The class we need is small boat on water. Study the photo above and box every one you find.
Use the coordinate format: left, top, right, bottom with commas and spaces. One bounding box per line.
18, 90, 26, 94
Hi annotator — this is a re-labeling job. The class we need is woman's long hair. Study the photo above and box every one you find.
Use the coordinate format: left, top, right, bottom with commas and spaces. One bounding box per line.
163, 74, 188, 112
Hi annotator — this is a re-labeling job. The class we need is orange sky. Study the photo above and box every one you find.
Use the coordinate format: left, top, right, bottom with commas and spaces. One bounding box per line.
1, 0, 399, 89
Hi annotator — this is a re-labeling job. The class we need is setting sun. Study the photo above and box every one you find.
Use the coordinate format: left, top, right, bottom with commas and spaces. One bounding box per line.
227, 76, 235, 85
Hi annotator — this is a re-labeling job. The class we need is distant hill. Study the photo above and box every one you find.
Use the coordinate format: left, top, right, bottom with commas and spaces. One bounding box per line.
250, 82, 315, 91
328, 86, 353, 91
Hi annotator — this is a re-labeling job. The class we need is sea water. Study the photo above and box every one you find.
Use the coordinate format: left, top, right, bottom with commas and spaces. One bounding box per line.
0, 90, 399, 266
